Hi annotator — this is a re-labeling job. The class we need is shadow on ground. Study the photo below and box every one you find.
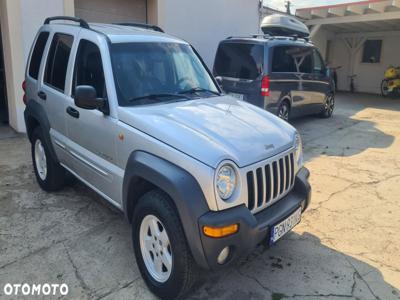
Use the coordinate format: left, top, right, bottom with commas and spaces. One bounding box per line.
189, 232, 400, 300
291, 93, 398, 162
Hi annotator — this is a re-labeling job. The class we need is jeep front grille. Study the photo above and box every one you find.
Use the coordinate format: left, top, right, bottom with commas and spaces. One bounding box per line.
246, 152, 295, 213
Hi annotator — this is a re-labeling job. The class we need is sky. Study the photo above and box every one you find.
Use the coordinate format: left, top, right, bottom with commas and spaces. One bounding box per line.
264, 0, 363, 12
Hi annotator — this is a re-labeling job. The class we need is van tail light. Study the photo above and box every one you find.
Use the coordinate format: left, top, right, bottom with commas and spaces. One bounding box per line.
22, 80, 27, 105
261, 75, 270, 96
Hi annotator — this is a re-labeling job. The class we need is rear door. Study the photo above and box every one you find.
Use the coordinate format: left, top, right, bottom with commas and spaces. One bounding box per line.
39, 29, 75, 164
214, 41, 264, 107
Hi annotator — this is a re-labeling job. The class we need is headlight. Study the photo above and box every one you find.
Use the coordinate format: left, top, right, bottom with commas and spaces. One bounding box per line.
216, 164, 237, 200
294, 133, 303, 167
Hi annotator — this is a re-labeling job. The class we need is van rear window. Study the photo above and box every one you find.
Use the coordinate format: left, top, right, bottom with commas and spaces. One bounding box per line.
214, 43, 263, 80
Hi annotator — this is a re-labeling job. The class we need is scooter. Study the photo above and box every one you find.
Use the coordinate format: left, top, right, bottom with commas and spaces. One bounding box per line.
381, 66, 400, 97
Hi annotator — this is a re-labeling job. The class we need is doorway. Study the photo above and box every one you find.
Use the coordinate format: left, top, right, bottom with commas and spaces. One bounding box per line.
0, 24, 8, 125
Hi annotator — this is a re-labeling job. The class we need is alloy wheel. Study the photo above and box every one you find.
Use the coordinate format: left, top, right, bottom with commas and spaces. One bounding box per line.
278, 104, 289, 121
139, 215, 172, 283
325, 95, 334, 116
34, 139, 47, 180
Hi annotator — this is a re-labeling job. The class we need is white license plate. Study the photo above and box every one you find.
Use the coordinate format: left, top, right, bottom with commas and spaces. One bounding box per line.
228, 92, 244, 100
269, 207, 302, 245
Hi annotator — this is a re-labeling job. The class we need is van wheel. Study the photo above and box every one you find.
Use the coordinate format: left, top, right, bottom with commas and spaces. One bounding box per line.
277, 101, 290, 121
31, 127, 66, 191
132, 190, 198, 300
320, 94, 334, 118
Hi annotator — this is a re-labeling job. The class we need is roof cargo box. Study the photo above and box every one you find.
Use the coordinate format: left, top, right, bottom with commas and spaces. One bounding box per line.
261, 14, 309, 38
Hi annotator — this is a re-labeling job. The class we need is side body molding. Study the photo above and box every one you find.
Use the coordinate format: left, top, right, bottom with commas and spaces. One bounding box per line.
123, 151, 210, 269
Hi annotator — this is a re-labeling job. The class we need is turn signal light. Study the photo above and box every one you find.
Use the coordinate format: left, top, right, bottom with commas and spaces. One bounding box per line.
203, 224, 239, 238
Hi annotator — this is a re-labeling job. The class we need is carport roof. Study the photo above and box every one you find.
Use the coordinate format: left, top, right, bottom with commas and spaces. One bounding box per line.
296, 0, 400, 33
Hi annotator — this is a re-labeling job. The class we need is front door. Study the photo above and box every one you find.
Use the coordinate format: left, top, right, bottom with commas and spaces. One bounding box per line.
310, 48, 330, 110
65, 34, 120, 206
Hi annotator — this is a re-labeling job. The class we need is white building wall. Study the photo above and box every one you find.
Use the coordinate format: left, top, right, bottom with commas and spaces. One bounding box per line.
330, 31, 400, 94
311, 27, 335, 61
0, 0, 73, 132
157, 0, 260, 68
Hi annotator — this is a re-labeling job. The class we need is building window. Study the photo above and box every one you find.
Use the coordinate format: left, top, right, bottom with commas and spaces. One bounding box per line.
362, 40, 382, 63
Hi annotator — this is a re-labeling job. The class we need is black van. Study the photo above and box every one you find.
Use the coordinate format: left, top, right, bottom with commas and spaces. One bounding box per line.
213, 36, 335, 121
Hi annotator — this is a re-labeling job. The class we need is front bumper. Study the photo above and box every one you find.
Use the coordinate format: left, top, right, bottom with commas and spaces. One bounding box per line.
198, 167, 311, 269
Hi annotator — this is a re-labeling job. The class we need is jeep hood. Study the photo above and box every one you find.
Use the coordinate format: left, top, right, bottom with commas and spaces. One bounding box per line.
118, 96, 296, 168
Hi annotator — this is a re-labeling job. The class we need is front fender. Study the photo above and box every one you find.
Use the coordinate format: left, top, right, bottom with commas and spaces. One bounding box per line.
122, 151, 210, 269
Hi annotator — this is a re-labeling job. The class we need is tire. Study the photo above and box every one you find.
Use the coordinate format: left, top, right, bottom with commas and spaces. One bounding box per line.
381, 79, 389, 97
132, 190, 198, 300
319, 94, 335, 118
31, 127, 66, 191
277, 101, 290, 122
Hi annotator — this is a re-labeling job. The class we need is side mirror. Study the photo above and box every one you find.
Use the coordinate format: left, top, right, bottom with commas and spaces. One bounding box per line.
326, 68, 332, 77
74, 85, 105, 110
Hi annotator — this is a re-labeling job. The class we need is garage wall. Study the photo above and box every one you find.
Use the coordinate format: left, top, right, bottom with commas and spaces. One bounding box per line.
74, 0, 146, 23
311, 27, 335, 61
330, 31, 400, 94
157, 0, 260, 68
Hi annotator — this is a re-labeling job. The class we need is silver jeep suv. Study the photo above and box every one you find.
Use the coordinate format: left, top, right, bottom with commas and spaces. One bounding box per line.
24, 17, 311, 299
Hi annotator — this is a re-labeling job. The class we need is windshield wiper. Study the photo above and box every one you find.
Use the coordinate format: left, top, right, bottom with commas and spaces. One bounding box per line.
178, 87, 220, 96
128, 93, 190, 103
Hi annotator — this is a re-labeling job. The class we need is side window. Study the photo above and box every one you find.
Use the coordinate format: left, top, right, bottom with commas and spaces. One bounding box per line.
44, 33, 74, 91
271, 46, 296, 73
73, 40, 106, 98
29, 31, 50, 79
298, 51, 313, 74
313, 49, 325, 74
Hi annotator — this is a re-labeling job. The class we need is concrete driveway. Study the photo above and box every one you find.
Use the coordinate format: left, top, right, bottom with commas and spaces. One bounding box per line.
0, 93, 399, 300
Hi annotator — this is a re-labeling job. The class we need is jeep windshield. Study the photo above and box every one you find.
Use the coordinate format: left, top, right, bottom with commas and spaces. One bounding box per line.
110, 42, 220, 106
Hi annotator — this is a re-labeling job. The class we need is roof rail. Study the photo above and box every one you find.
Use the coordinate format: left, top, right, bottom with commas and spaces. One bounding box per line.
114, 22, 164, 33
226, 34, 310, 42
226, 34, 270, 39
44, 16, 90, 29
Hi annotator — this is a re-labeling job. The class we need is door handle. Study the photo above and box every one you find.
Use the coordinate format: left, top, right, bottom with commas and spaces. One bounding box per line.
66, 106, 79, 118
37, 91, 47, 100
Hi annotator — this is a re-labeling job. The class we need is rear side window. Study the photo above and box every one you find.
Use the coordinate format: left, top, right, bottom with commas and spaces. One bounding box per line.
44, 33, 74, 91
313, 49, 325, 74
73, 40, 106, 98
29, 32, 50, 79
272, 46, 296, 72
272, 46, 313, 74
214, 43, 263, 80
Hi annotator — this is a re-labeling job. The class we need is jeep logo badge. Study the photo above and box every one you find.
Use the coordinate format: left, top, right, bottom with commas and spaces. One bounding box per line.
264, 144, 274, 151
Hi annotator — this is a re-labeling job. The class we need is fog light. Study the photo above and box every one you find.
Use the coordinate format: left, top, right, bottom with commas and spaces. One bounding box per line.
217, 246, 230, 265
